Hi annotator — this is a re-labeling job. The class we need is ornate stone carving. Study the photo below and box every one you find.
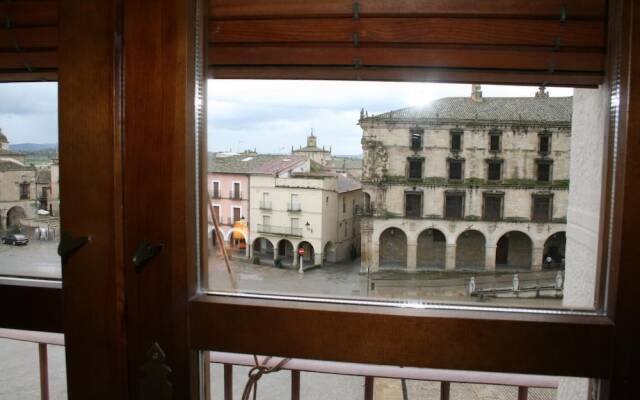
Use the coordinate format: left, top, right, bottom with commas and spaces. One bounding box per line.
362, 138, 388, 184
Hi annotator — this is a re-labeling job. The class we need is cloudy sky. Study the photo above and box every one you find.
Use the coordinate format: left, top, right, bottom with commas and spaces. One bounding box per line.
0, 80, 573, 155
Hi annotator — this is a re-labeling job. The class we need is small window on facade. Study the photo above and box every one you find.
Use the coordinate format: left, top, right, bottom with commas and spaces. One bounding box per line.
408, 158, 423, 179
450, 131, 462, 152
445, 192, 464, 219
19, 182, 30, 200
487, 161, 502, 181
483, 194, 503, 221
537, 160, 552, 182
539, 134, 551, 154
448, 159, 463, 180
405, 192, 422, 218
213, 205, 221, 222
342, 197, 346, 213
489, 131, 502, 152
410, 128, 423, 150
532, 195, 552, 222
212, 181, 220, 198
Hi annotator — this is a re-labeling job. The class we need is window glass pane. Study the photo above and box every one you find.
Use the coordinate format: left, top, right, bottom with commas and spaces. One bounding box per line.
449, 160, 463, 180
490, 134, 501, 151
540, 135, 551, 154
484, 195, 503, 220
405, 193, 422, 218
203, 80, 612, 312
488, 162, 502, 181
408, 159, 422, 179
537, 162, 551, 182
0, 83, 60, 280
451, 133, 462, 152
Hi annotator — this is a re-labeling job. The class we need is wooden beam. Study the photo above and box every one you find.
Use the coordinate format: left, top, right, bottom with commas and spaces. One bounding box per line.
189, 295, 614, 378
58, 0, 128, 398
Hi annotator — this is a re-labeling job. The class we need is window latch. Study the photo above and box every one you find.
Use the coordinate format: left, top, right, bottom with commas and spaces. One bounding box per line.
57, 232, 90, 264
133, 240, 164, 272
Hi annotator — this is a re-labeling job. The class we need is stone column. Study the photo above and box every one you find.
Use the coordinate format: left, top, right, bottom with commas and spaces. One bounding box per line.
292, 252, 299, 267
0, 210, 5, 232
407, 241, 417, 272
532, 247, 544, 271
485, 245, 496, 271
370, 243, 380, 273
314, 252, 322, 266
445, 244, 456, 271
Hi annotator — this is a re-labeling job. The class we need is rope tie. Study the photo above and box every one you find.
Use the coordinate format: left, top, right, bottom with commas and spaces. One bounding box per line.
241, 355, 290, 400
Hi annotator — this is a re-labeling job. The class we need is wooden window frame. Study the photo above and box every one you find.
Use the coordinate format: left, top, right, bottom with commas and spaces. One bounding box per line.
450, 129, 463, 153
1, 0, 638, 399
407, 156, 424, 180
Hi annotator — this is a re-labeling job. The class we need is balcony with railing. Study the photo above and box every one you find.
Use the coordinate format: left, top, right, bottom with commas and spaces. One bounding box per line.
0, 329, 561, 400
287, 202, 302, 212
211, 352, 559, 400
257, 224, 302, 237
211, 190, 221, 199
229, 190, 242, 200
259, 201, 272, 210
354, 204, 372, 216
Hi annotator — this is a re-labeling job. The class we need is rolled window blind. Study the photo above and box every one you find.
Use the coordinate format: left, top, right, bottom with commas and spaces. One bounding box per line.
208, 0, 607, 86
0, 1, 57, 82
0, 0, 608, 86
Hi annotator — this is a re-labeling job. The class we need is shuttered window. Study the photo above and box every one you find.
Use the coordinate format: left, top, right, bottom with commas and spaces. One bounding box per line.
532, 195, 553, 222
1, 1, 607, 85
445, 192, 464, 219
483, 194, 503, 221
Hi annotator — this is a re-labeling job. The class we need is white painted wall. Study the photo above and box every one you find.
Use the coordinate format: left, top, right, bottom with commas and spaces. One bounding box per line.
559, 87, 608, 400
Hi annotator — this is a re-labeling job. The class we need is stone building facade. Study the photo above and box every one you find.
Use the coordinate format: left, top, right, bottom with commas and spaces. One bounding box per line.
250, 172, 361, 267
292, 131, 333, 167
0, 130, 37, 231
207, 153, 309, 257
359, 86, 569, 272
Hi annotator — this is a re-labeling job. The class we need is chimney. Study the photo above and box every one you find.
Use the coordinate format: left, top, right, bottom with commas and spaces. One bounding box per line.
471, 84, 483, 102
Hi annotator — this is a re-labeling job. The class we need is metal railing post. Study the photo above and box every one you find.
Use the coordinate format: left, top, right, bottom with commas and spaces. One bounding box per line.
440, 381, 450, 400
224, 363, 233, 400
38, 343, 49, 400
291, 370, 300, 400
364, 376, 374, 400
518, 386, 529, 400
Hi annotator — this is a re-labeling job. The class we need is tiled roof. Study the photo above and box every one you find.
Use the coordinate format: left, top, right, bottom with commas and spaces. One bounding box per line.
363, 96, 572, 124
36, 169, 51, 184
332, 156, 363, 170
337, 174, 362, 193
0, 159, 35, 172
293, 146, 330, 153
207, 153, 307, 175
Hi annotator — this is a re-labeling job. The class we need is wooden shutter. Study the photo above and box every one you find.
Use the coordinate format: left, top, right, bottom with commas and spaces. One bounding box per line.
0, 1, 58, 82
208, 0, 607, 86
0, 0, 608, 85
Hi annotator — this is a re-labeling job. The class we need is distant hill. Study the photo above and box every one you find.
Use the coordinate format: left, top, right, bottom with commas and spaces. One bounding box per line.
10, 143, 58, 152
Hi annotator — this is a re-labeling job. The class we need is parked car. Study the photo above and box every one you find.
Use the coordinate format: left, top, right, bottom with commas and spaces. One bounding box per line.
1, 233, 29, 246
